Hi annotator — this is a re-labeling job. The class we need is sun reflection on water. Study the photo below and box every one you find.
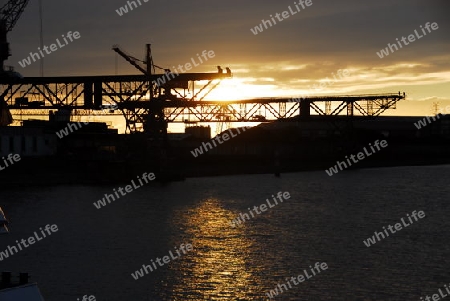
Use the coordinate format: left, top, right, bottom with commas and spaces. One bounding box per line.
167, 198, 267, 300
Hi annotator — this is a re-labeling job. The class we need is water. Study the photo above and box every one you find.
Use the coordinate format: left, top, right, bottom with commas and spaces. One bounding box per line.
1, 165, 450, 300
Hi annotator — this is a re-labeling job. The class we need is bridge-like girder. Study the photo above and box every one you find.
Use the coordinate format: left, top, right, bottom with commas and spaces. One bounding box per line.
160, 94, 404, 124
0, 72, 405, 133
0, 71, 232, 133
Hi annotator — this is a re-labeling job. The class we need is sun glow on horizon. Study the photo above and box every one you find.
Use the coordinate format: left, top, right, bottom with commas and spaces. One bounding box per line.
203, 76, 354, 101
204, 77, 279, 101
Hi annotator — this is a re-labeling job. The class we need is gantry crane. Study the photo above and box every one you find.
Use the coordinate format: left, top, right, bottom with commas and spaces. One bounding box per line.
111, 44, 231, 135
0, 0, 29, 126
112, 44, 169, 136
0, 0, 30, 74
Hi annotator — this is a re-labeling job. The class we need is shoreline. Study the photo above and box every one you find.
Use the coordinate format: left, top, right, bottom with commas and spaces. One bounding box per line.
0, 156, 448, 187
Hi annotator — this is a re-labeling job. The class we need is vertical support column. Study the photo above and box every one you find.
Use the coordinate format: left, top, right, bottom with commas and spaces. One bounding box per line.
347, 101, 354, 116
83, 82, 93, 108
240, 103, 245, 121
146, 44, 153, 101
325, 101, 331, 115
280, 102, 286, 118
367, 100, 373, 116
94, 81, 102, 109
300, 99, 311, 118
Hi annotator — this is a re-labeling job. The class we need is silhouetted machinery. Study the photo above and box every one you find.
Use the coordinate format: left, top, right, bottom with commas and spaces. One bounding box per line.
111, 44, 231, 136
0, 0, 29, 126
0, 0, 29, 75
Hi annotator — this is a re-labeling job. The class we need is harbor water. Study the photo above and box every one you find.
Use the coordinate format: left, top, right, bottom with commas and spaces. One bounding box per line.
1, 165, 449, 300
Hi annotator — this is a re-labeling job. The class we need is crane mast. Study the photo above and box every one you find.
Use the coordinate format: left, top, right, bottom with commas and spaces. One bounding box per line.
0, 0, 29, 125
0, 0, 30, 72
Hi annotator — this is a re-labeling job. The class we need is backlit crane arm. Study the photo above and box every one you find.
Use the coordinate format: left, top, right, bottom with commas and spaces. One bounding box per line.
0, 0, 30, 32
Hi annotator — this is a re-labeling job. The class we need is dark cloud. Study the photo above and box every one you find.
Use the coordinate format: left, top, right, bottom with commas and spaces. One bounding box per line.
3, 0, 449, 97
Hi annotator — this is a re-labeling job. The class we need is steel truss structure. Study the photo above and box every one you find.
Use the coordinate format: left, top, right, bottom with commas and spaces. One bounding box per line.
0, 73, 405, 134
163, 94, 405, 124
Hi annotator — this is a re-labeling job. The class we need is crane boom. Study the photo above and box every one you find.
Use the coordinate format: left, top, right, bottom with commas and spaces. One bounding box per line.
112, 45, 148, 75
0, 0, 29, 125
112, 44, 169, 76
0, 0, 30, 32
0, 0, 30, 72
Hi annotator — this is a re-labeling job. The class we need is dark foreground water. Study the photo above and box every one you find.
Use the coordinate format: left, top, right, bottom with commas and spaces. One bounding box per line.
1, 165, 450, 300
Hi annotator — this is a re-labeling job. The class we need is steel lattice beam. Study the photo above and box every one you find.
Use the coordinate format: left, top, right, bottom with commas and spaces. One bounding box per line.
1, 74, 405, 133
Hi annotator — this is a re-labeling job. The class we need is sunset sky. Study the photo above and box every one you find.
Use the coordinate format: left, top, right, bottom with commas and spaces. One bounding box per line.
6, 0, 450, 119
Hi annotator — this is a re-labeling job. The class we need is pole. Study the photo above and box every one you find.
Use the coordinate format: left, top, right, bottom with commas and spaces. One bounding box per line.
39, 0, 44, 77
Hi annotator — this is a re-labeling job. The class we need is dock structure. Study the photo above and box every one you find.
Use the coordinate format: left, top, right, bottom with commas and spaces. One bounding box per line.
0, 72, 404, 135
0, 42, 405, 135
